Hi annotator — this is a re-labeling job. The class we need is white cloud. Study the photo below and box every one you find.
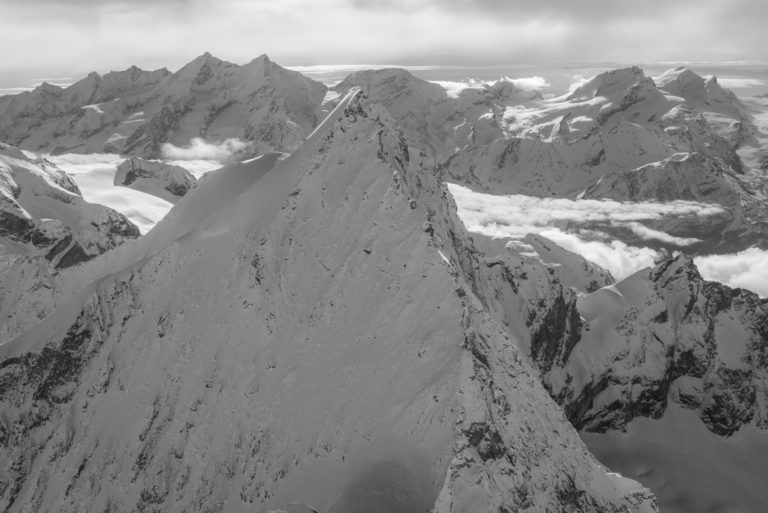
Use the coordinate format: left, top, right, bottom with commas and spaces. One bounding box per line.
509, 76, 550, 91
431, 76, 551, 98
43, 152, 124, 172
619, 222, 701, 246
695, 247, 768, 297
161, 137, 250, 162
566, 74, 591, 95
446, 183, 725, 279
447, 183, 724, 234
541, 228, 661, 279
430, 80, 480, 98
715, 77, 768, 89
45, 153, 172, 234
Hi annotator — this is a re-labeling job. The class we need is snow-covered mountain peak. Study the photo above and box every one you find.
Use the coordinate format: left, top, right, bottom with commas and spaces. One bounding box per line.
567, 66, 647, 101
650, 252, 701, 286
335, 67, 448, 104
34, 81, 64, 96
655, 66, 706, 97
0, 84, 657, 512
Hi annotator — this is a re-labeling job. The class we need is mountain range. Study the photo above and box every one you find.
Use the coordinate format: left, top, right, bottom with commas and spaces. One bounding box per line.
1, 53, 767, 513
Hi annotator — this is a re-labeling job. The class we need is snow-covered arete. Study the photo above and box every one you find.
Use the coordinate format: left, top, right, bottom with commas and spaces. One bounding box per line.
0, 91, 656, 512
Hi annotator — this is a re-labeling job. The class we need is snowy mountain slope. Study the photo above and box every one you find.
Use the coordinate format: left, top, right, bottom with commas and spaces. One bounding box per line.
655, 66, 756, 147
584, 405, 768, 513
114, 157, 196, 204
0, 92, 655, 512
0, 54, 327, 158
0, 142, 139, 268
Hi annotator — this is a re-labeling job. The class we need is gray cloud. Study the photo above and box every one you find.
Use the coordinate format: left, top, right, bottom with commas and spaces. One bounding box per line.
0, 0, 765, 84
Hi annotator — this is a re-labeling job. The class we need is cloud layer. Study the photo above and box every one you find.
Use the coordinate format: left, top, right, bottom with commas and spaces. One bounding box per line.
46, 153, 173, 234
447, 183, 728, 280
431, 76, 551, 98
1, 0, 765, 85
696, 248, 768, 297
161, 137, 250, 162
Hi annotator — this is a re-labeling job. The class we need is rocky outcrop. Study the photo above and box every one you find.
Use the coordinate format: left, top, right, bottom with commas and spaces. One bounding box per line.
114, 157, 196, 203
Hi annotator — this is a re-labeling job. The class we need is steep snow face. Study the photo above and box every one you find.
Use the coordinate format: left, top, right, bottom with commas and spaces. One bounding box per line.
0, 142, 139, 268
0, 54, 327, 159
0, 92, 655, 513
114, 157, 196, 203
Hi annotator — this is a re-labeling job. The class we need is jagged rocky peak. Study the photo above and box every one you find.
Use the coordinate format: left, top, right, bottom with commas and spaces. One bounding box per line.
114, 157, 197, 204
0, 90, 655, 513
528, 252, 768, 438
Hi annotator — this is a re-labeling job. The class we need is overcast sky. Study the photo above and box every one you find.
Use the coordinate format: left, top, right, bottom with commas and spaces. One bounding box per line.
0, 0, 765, 86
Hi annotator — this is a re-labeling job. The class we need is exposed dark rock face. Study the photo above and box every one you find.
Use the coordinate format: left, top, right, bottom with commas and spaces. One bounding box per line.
114, 157, 196, 203
527, 255, 768, 437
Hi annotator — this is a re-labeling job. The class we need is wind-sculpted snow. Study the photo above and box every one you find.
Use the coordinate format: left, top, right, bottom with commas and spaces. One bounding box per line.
0, 91, 656, 512
0, 53, 327, 159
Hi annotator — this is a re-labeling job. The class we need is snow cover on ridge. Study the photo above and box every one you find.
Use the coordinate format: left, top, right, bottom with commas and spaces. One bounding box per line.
0, 90, 656, 512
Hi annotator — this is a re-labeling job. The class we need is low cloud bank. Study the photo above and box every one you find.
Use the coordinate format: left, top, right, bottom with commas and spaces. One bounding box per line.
447, 183, 724, 280
696, 248, 768, 297
432, 76, 551, 98
714, 77, 767, 89
161, 137, 250, 162
46, 153, 172, 233
540, 228, 661, 279
619, 222, 701, 246
448, 183, 723, 235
